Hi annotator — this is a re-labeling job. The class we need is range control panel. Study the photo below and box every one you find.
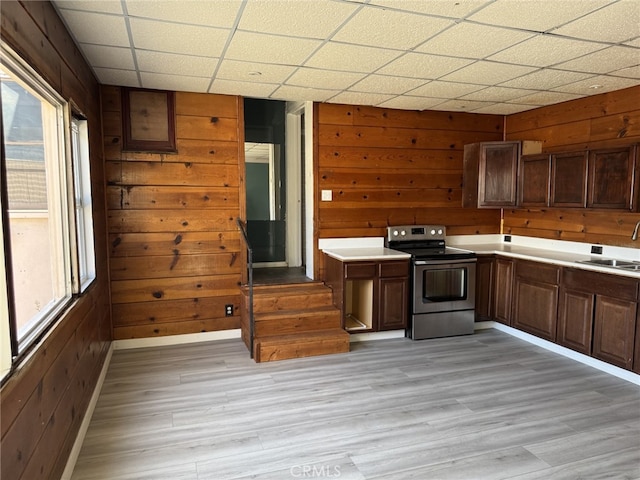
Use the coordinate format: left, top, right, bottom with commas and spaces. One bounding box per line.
386, 225, 446, 243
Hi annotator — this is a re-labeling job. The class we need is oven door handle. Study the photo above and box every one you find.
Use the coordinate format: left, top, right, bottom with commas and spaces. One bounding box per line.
414, 258, 477, 266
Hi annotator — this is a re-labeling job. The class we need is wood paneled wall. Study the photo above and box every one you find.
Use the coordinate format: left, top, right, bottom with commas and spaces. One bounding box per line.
314, 103, 503, 277
0, 2, 111, 479
103, 87, 245, 340
505, 86, 640, 247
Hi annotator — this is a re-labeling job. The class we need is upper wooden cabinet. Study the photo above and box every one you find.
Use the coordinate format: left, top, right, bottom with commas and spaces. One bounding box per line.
463, 141, 520, 208
587, 145, 638, 210
550, 151, 588, 208
519, 154, 551, 207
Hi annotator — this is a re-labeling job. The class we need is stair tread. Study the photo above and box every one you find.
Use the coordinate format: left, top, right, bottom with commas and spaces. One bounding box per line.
256, 328, 349, 345
242, 282, 325, 293
254, 306, 340, 319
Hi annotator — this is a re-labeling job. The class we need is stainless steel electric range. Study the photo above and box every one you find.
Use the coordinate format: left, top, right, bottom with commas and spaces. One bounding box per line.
385, 225, 477, 340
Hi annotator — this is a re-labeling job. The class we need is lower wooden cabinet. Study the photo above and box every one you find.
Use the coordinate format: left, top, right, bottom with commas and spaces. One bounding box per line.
634, 308, 640, 374
323, 255, 409, 333
557, 288, 594, 355
493, 257, 514, 325
512, 260, 560, 341
593, 295, 637, 369
475, 255, 494, 321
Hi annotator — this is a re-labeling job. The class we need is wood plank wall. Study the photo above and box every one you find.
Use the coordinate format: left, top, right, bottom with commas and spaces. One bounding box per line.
314, 103, 503, 277
505, 86, 640, 247
102, 87, 245, 340
0, 2, 111, 479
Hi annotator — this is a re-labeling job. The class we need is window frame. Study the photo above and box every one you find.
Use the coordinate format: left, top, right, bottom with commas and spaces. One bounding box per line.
0, 42, 87, 367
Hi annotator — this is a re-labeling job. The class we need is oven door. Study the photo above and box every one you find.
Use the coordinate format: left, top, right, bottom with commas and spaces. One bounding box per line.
413, 258, 476, 314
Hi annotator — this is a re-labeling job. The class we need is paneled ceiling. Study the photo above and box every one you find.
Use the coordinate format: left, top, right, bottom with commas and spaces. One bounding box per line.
53, 0, 640, 114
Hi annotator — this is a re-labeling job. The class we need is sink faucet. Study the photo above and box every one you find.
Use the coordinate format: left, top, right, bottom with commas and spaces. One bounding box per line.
632, 220, 640, 241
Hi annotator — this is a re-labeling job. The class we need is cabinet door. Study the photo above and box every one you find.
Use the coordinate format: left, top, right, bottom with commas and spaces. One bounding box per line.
551, 152, 588, 207
593, 296, 637, 369
513, 279, 559, 341
634, 307, 640, 374
475, 256, 494, 321
519, 154, 550, 206
587, 146, 637, 210
478, 142, 519, 207
493, 258, 513, 325
378, 277, 408, 330
557, 288, 594, 355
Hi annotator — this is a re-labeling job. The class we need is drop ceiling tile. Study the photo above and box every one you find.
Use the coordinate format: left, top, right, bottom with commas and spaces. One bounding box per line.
57, 10, 129, 47
499, 68, 596, 89
407, 80, 486, 98
377, 53, 474, 79
93, 67, 139, 87
467, 0, 610, 32
328, 91, 396, 106
56, 1, 123, 14
286, 68, 366, 90
136, 51, 217, 77
610, 65, 640, 79
225, 31, 322, 66
378, 95, 445, 110
79, 44, 134, 70
238, 0, 359, 38
270, 85, 339, 103
552, 75, 640, 95
349, 75, 426, 95
305, 42, 402, 73
140, 72, 210, 92
460, 86, 538, 102
473, 103, 537, 114
217, 60, 297, 84
440, 61, 538, 85
552, 0, 640, 43
130, 18, 229, 57
416, 23, 534, 59
368, 0, 492, 19
209, 79, 278, 98
125, 0, 242, 28
511, 91, 582, 105
430, 98, 495, 112
488, 35, 606, 67
554, 46, 640, 74
332, 7, 454, 50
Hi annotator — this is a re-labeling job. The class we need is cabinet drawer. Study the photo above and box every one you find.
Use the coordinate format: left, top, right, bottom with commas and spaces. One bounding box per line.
515, 260, 559, 284
344, 262, 376, 279
379, 261, 409, 278
563, 268, 639, 301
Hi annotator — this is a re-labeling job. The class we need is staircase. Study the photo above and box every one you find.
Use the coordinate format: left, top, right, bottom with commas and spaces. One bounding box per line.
241, 281, 350, 362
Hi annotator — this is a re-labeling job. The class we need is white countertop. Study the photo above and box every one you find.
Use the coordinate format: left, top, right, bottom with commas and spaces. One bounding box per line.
450, 236, 640, 279
323, 247, 411, 262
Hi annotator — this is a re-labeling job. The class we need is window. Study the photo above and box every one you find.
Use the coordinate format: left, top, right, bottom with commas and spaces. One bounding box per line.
1, 44, 95, 370
71, 116, 95, 292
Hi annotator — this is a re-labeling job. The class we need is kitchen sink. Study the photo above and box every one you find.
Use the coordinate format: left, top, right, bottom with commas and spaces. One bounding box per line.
576, 258, 640, 269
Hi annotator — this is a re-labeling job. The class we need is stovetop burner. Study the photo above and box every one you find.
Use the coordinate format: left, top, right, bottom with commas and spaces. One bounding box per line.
385, 225, 475, 260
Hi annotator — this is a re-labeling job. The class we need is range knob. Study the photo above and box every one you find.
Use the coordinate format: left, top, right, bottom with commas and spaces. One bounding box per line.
393, 230, 399, 236
437, 229, 443, 235
400, 230, 406, 236
430, 229, 436, 235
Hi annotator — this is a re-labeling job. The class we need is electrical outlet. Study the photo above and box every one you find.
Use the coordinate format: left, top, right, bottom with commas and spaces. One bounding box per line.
225, 304, 233, 317
504, 235, 512, 243
591, 245, 603, 255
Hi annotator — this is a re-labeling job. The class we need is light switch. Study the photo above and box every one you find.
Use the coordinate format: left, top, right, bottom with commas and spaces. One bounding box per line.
321, 190, 332, 201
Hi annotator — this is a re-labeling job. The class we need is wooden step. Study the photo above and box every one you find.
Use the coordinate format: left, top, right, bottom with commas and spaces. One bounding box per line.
254, 328, 350, 362
253, 306, 342, 337
248, 283, 334, 313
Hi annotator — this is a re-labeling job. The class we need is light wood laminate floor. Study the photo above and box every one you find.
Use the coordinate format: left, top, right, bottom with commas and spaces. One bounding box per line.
71, 330, 640, 480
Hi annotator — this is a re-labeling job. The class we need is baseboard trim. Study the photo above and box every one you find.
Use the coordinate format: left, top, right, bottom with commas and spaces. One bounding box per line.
489, 322, 640, 386
61, 343, 114, 480
113, 329, 242, 350
349, 330, 406, 342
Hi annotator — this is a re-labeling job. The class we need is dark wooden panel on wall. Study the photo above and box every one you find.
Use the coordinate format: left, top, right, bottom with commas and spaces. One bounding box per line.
104, 87, 244, 340
505, 86, 640, 247
314, 103, 503, 278
0, 3, 111, 480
